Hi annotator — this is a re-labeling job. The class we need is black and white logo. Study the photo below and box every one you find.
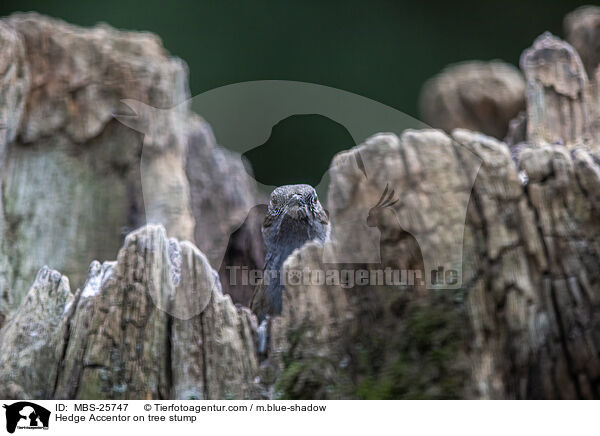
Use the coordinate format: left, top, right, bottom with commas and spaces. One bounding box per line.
2, 402, 50, 433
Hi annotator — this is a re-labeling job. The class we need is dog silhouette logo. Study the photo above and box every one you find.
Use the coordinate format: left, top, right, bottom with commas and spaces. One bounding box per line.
2, 402, 50, 433
115, 80, 483, 318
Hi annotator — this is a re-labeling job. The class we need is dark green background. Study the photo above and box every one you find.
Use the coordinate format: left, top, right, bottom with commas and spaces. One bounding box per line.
0, 0, 588, 186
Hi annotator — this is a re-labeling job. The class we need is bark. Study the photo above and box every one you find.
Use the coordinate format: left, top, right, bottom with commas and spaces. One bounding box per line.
0, 12, 263, 399
272, 30, 600, 399
520, 32, 591, 147
0, 13, 263, 324
0, 267, 72, 398
185, 116, 266, 306
564, 6, 600, 78
419, 61, 526, 139
0, 225, 258, 400
564, 6, 600, 144
0, 9, 599, 400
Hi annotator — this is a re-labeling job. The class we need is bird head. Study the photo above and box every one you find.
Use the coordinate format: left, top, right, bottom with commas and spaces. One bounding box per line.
262, 184, 329, 250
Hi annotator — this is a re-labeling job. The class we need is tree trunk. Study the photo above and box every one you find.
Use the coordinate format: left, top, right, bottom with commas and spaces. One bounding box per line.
0, 9, 599, 399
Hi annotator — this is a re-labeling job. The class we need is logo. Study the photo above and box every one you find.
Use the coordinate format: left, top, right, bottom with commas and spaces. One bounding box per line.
114, 80, 482, 319
2, 402, 50, 433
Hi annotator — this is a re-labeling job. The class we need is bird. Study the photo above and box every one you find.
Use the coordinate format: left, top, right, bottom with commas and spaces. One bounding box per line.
250, 184, 329, 322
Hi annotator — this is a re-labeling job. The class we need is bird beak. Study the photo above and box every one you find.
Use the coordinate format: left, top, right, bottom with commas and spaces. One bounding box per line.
286, 204, 302, 219
286, 195, 307, 219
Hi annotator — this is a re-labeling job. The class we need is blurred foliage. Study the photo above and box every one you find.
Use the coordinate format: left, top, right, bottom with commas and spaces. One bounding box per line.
275, 287, 470, 399
353, 296, 468, 399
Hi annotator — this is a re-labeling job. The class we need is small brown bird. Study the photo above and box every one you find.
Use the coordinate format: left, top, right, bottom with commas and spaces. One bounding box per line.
250, 184, 329, 322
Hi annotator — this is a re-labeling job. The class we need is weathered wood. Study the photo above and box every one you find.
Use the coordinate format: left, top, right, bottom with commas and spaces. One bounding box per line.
271, 28, 600, 399
0, 267, 73, 398
419, 61, 526, 139
564, 6, 600, 144
0, 225, 258, 400
520, 32, 592, 147
0, 13, 262, 324
564, 6, 600, 78
1, 8, 600, 400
